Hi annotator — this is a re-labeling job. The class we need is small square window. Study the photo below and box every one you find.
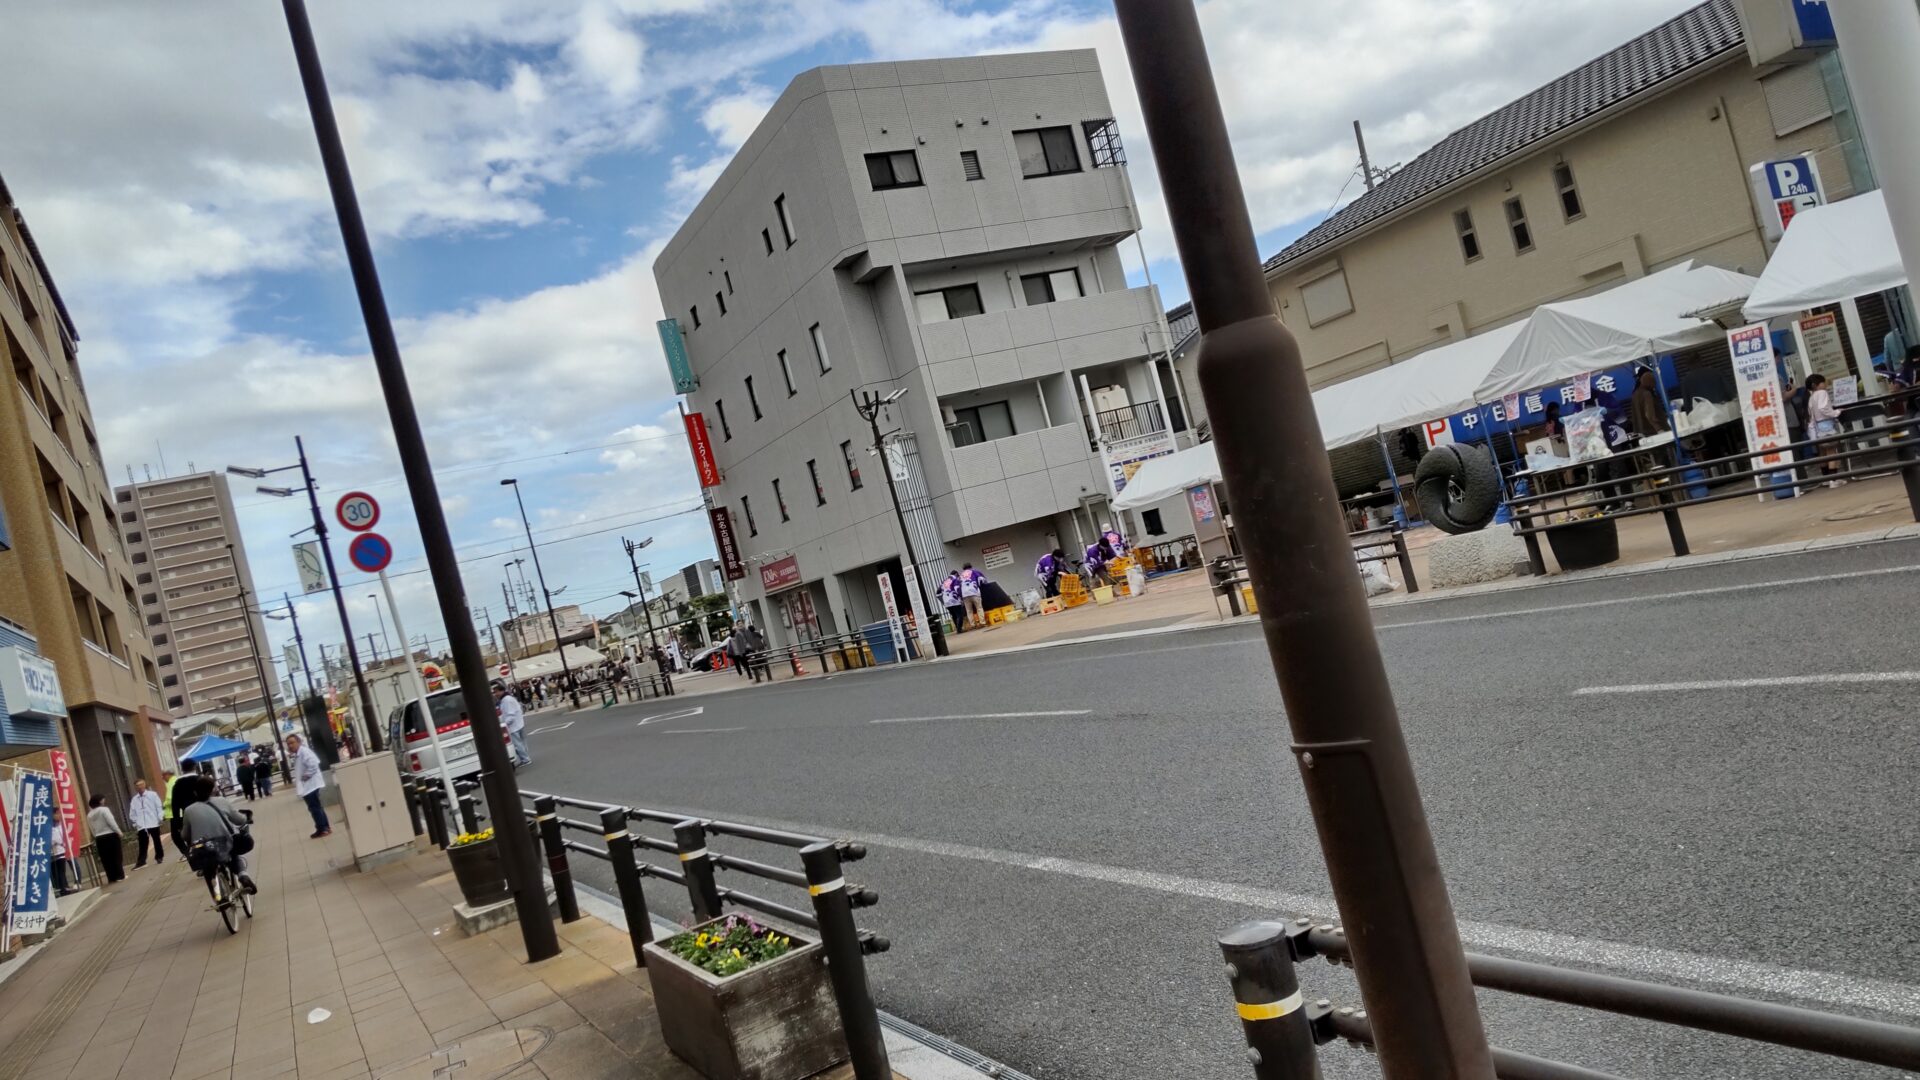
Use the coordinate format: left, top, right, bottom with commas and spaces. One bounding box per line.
745, 375, 762, 420
742, 496, 758, 536
116, 490, 132, 503
715, 291, 727, 316
960, 150, 983, 181
1505, 197, 1533, 254
777, 349, 796, 396
865, 150, 923, 191
1454, 209, 1481, 263
120, 511, 137, 523
1554, 163, 1584, 221
724, 270, 734, 294
774, 194, 796, 247
841, 440, 863, 490
1013, 126, 1081, 178
1020, 268, 1084, 306
809, 323, 832, 374
691, 305, 702, 329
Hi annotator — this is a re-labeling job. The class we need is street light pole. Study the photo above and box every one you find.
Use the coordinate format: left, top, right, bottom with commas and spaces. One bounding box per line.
368, 593, 393, 660
281, 0, 558, 962
622, 536, 662, 656
1109, 3, 1492, 1076
281, 592, 317, 698
230, 561, 278, 733
502, 479, 578, 707
296, 436, 383, 752
852, 389, 948, 658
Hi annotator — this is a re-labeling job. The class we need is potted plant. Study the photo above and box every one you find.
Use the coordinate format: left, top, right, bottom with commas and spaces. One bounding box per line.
645, 914, 847, 1080
446, 827, 509, 907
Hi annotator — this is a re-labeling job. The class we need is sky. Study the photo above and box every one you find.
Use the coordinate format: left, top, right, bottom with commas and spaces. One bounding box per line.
0, 0, 1700, 699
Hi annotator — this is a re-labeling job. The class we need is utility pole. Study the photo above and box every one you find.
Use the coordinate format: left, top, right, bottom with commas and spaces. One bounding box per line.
281, 0, 558, 961
1354, 120, 1375, 191
622, 536, 662, 655
851, 389, 948, 658
1111, 2, 1493, 1076
282, 592, 317, 698
502, 479, 578, 707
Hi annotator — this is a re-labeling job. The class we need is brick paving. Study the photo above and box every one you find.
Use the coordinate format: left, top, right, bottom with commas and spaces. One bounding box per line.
0, 786, 880, 1080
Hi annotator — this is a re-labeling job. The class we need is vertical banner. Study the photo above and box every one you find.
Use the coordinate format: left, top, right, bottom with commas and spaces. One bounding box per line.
875, 573, 909, 662
48, 750, 82, 847
293, 540, 327, 594
7, 773, 57, 936
899, 562, 935, 656
658, 319, 697, 393
1728, 324, 1793, 487
684, 412, 722, 488
710, 506, 746, 581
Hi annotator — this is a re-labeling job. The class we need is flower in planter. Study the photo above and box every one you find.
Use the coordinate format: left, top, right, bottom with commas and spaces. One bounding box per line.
450, 827, 495, 849
664, 914, 795, 977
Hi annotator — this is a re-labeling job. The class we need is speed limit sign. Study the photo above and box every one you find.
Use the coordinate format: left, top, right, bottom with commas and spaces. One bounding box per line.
498, 664, 511, 678
336, 491, 379, 532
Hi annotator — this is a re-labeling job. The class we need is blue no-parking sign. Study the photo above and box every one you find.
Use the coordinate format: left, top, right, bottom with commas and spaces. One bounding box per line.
347, 531, 393, 574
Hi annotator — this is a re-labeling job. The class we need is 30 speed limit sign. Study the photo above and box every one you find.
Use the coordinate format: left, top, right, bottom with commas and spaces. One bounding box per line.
336, 491, 379, 532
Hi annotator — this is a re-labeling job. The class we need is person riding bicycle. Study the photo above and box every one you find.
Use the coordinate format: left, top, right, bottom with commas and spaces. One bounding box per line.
172, 773, 257, 895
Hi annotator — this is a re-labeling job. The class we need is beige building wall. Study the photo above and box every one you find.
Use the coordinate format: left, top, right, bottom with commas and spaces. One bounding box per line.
1266, 56, 1856, 388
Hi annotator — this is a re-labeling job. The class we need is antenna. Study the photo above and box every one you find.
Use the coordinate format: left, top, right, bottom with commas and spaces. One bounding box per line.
1354, 120, 1374, 191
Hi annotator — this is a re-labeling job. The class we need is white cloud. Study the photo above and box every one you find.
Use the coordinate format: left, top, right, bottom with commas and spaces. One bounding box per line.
700, 86, 777, 150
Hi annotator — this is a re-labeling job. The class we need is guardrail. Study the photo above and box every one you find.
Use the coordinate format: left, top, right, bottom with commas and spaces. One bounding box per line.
745, 630, 879, 680
1217, 917, 1920, 1078
1210, 525, 1420, 614
404, 777, 891, 1079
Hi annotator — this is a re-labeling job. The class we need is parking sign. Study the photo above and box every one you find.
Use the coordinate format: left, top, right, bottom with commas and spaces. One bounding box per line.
1749, 157, 1824, 242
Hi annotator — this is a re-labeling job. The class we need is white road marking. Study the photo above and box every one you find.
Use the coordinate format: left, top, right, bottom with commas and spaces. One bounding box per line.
870, 710, 1093, 725
1573, 671, 1920, 696
638, 706, 703, 727
528, 721, 574, 735
661, 727, 747, 735
1373, 563, 1920, 631
679, 806, 1920, 1020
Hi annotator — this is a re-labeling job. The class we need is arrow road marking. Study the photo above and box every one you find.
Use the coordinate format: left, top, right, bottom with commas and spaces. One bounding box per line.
661, 727, 746, 735
638, 706, 704, 727
528, 721, 574, 735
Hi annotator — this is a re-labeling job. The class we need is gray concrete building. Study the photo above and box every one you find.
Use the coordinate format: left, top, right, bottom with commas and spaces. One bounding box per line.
654, 50, 1193, 646
114, 471, 275, 719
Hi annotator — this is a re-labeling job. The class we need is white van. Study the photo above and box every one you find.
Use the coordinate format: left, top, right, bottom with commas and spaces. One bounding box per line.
386, 686, 493, 781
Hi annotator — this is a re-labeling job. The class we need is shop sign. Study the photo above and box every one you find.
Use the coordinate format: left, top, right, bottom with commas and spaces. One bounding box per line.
1422, 357, 1670, 447
1792, 312, 1849, 384
900, 562, 935, 656
875, 573, 908, 662
1728, 324, 1794, 479
710, 507, 746, 581
48, 750, 81, 847
685, 412, 721, 488
658, 318, 697, 394
6, 773, 57, 935
1104, 430, 1176, 495
759, 555, 801, 593
1749, 156, 1824, 242
0, 647, 65, 720
981, 543, 1013, 571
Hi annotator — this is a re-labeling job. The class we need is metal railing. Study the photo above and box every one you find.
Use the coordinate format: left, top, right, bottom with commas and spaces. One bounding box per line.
1217, 917, 1920, 1078
744, 630, 880, 680
1209, 525, 1419, 615
1085, 400, 1168, 447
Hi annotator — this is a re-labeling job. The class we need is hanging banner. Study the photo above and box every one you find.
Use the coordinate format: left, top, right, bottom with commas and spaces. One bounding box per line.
1728, 323, 1793, 480
1103, 430, 1177, 495
710, 506, 746, 582
284, 643, 302, 673
48, 750, 82, 847
658, 319, 697, 394
875, 573, 909, 662
293, 540, 327, 595
6, 773, 57, 936
685, 412, 722, 488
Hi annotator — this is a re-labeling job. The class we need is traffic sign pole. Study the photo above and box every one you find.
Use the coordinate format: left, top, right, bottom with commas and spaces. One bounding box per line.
379, 568, 457, 812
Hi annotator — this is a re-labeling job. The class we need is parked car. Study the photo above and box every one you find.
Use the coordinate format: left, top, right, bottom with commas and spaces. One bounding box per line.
688, 643, 727, 671
386, 686, 497, 783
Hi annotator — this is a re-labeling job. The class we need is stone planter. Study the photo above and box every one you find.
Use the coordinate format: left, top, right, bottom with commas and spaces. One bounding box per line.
447, 838, 510, 907
644, 920, 847, 1080
1545, 517, 1620, 571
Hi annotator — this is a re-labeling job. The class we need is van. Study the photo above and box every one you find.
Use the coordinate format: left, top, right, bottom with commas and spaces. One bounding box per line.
386, 686, 492, 782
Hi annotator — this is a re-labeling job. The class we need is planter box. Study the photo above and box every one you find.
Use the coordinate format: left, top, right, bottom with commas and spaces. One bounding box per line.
1545, 517, 1620, 571
447, 839, 510, 908
644, 920, 847, 1080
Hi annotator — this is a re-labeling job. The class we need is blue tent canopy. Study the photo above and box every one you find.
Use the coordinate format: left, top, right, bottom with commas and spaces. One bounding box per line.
181, 734, 251, 762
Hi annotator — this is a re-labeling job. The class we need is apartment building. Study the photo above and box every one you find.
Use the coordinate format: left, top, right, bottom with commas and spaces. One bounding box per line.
114, 471, 275, 720
655, 50, 1192, 647
1, 171, 173, 810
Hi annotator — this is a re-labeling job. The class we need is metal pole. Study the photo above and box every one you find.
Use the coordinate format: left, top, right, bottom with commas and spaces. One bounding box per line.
624, 538, 662, 656
853, 390, 948, 657
532, 797, 580, 923
232, 570, 278, 739
280, 0, 557, 962
283, 593, 317, 698
507, 481, 579, 707
378, 569, 456, 811
1110, 3, 1493, 1075
800, 842, 891, 1080
672, 819, 723, 921
296, 437, 382, 752
601, 807, 654, 968
1220, 919, 1323, 1079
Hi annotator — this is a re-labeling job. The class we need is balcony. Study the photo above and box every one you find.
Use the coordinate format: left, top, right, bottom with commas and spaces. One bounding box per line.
920, 284, 1163, 396
942, 422, 1097, 537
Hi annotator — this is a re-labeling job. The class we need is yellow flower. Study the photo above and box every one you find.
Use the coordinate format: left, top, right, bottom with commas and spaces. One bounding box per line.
731, 948, 743, 958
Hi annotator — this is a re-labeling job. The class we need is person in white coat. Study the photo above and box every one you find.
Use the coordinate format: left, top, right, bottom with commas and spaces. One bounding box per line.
128, 778, 166, 867
287, 733, 330, 838
495, 681, 529, 767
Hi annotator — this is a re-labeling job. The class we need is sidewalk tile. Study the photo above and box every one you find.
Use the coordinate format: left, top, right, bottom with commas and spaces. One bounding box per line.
485, 980, 559, 1021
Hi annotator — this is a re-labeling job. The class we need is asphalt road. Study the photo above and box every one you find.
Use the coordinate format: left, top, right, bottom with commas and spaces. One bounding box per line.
520, 538, 1920, 1079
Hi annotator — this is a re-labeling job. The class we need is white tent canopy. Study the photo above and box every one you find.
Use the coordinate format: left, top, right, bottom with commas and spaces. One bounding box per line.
1476, 262, 1759, 400
1742, 190, 1907, 320
509, 644, 606, 680
1111, 441, 1217, 512
1315, 321, 1527, 450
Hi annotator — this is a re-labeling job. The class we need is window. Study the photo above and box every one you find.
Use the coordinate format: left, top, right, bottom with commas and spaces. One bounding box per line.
120, 511, 137, 524
1142, 509, 1165, 536
809, 323, 832, 373
691, 305, 702, 329
133, 552, 147, 564
745, 375, 762, 419
807, 459, 826, 505
724, 270, 734, 294
960, 150, 983, 181
1453, 209, 1481, 262
742, 496, 758, 536
1762, 61, 1833, 137
167, 695, 183, 710
762, 228, 774, 255
141, 593, 158, 606
126, 531, 142, 544
914, 283, 985, 323
146, 613, 162, 626
774, 194, 795, 246
841, 440, 863, 490
1013, 126, 1081, 178
716, 399, 731, 440
778, 349, 796, 395
1300, 268, 1354, 327
1553, 163, 1583, 221
949, 401, 1016, 447
153, 633, 167, 645
158, 653, 174, 666
116, 490, 131, 503
1020, 268, 1084, 306
773, 479, 789, 522
1505, 197, 1533, 253
715, 291, 727, 316
137, 572, 152, 585
865, 150, 923, 190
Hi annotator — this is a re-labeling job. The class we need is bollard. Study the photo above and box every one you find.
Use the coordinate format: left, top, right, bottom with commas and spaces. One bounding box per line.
801, 842, 891, 1080
1220, 919, 1324, 1079
532, 797, 580, 923
424, 785, 449, 848
600, 807, 653, 967
673, 819, 723, 921
457, 791, 480, 836
403, 778, 425, 837
1394, 533, 1420, 594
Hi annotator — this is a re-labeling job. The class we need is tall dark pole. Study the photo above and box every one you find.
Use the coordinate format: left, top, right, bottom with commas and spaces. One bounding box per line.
282, 592, 317, 698
503, 480, 578, 707
281, 0, 558, 962
295, 435, 383, 752
622, 537, 662, 655
1110, 3, 1493, 1076
231, 563, 278, 730
851, 390, 948, 658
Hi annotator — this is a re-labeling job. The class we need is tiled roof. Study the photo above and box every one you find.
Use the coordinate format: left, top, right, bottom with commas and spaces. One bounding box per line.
1261, 0, 1743, 277
0, 168, 81, 343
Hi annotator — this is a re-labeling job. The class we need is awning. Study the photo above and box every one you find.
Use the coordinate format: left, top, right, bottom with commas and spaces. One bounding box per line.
1111, 441, 1218, 511
180, 734, 251, 762
509, 644, 607, 680
1476, 263, 1759, 400
1315, 321, 1527, 450
1742, 190, 1907, 320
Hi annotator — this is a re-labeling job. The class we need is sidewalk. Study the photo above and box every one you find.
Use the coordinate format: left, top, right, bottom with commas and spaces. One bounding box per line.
0, 787, 889, 1080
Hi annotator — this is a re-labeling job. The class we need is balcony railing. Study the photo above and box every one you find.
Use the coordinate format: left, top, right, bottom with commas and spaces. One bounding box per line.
1084, 401, 1166, 449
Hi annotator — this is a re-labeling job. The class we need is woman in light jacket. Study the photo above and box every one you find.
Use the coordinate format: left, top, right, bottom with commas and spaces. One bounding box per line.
1804, 373, 1845, 488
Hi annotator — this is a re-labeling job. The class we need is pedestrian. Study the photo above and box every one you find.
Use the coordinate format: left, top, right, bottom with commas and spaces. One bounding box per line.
665, 635, 684, 672
128, 778, 166, 867
1098, 523, 1128, 559
1084, 540, 1113, 587
237, 756, 256, 802
1035, 548, 1064, 599
254, 751, 273, 797
1805, 373, 1846, 487
494, 681, 529, 767
1630, 367, 1669, 436
940, 570, 965, 632
726, 627, 753, 680
287, 733, 331, 838
88, 794, 125, 883
744, 624, 771, 682
50, 820, 74, 895
959, 563, 987, 629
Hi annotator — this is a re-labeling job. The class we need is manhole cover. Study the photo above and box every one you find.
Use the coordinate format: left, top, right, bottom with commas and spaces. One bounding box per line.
377, 1026, 553, 1080
1822, 499, 1905, 523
